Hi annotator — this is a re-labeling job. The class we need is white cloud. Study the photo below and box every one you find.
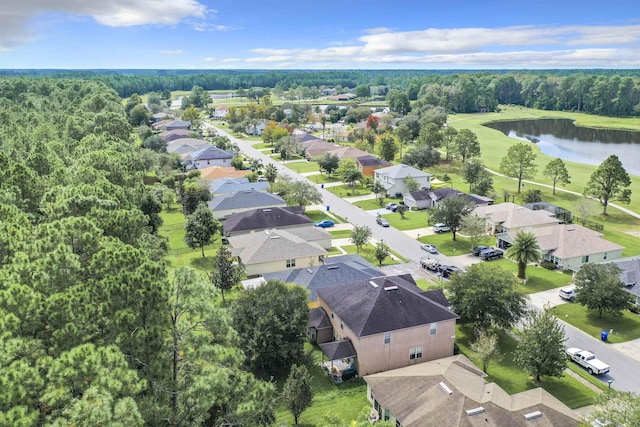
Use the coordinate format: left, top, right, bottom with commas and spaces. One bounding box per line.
200, 57, 216, 62
245, 24, 640, 68
362, 27, 393, 35
0, 0, 209, 50
160, 49, 183, 55
221, 58, 241, 62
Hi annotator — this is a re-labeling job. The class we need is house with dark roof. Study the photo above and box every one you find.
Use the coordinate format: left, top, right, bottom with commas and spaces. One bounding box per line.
181, 145, 233, 170
229, 229, 327, 276
356, 155, 392, 177
223, 206, 310, 236
365, 355, 582, 426
303, 139, 342, 160
207, 190, 286, 219
165, 120, 191, 131
159, 129, 190, 142
595, 257, 640, 307
208, 177, 268, 196
263, 254, 383, 302
404, 187, 493, 210
312, 275, 459, 377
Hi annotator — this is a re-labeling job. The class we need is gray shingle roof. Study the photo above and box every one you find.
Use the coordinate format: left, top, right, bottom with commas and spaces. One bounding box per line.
187, 145, 233, 161
262, 254, 383, 301
209, 177, 269, 195
229, 229, 326, 264
319, 340, 357, 359
166, 137, 208, 154
596, 257, 640, 298
316, 275, 459, 337
309, 307, 332, 329
357, 155, 390, 167
208, 190, 285, 212
376, 164, 432, 179
223, 206, 308, 234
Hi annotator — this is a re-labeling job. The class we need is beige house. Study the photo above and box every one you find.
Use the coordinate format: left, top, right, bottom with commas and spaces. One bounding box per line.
229, 229, 327, 276
473, 202, 560, 238
313, 275, 459, 377
365, 354, 582, 426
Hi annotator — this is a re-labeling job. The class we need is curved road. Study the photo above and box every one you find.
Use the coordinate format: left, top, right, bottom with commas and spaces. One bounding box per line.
208, 123, 640, 393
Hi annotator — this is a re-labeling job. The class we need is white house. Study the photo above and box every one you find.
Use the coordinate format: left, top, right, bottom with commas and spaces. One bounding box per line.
374, 164, 432, 197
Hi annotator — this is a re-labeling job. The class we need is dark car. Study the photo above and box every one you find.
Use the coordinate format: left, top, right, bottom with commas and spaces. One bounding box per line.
472, 245, 490, 256
479, 248, 504, 261
376, 217, 390, 227
439, 265, 464, 278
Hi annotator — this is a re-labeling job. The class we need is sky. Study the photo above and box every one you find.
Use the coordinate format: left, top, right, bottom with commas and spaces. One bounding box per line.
1, 0, 640, 69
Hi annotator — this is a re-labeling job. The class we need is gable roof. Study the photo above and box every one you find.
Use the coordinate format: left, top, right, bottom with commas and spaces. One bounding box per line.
319, 340, 357, 359
532, 224, 624, 259
229, 229, 326, 264
262, 254, 383, 301
597, 257, 640, 298
159, 129, 190, 142
356, 155, 391, 167
375, 164, 432, 180
309, 307, 332, 329
474, 202, 560, 229
207, 190, 285, 212
166, 137, 209, 154
184, 145, 233, 162
199, 166, 251, 180
326, 146, 370, 160
223, 206, 308, 234
304, 140, 342, 157
209, 177, 269, 195
365, 355, 581, 427
316, 275, 458, 337
166, 119, 191, 128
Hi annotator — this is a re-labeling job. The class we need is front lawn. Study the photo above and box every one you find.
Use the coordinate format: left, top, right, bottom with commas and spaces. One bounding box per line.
325, 184, 372, 198
418, 233, 485, 255
307, 174, 341, 184
340, 244, 401, 266
384, 210, 430, 231
329, 229, 353, 239
494, 261, 573, 294
352, 198, 385, 211
551, 303, 640, 343
456, 326, 598, 409
288, 160, 320, 174
305, 209, 339, 224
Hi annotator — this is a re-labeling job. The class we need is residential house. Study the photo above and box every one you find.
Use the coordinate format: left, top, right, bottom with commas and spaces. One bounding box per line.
524, 201, 573, 224
374, 164, 432, 197
596, 257, 640, 308
181, 145, 233, 170
165, 120, 191, 131
304, 140, 342, 160
151, 119, 173, 131
199, 166, 251, 181
313, 275, 459, 376
263, 254, 383, 302
159, 129, 190, 143
365, 354, 582, 426
152, 112, 171, 122
208, 177, 268, 196
222, 206, 310, 236
207, 190, 286, 219
166, 138, 209, 155
246, 121, 267, 136
213, 105, 229, 119
529, 224, 624, 271
403, 188, 493, 210
229, 229, 327, 276
356, 156, 392, 177
473, 202, 560, 240
326, 146, 371, 163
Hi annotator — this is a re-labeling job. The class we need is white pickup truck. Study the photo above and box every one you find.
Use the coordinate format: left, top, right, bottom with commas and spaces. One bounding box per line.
566, 347, 610, 375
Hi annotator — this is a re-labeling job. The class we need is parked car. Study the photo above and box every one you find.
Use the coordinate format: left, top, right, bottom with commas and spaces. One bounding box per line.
479, 248, 504, 261
420, 244, 438, 254
566, 347, 610, 375
257, 175, 266, 182
439, 265, 464, 278
559, 284, 577, 301
376, 217, 390, 227
420, 257, 440, 271
472, 245, 491, 256
314, 220, 335, 228
433, 223, 451, 233
385, 203, 398, 212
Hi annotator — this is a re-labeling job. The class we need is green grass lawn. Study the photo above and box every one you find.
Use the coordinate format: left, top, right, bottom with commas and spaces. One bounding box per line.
385, 210, 430, 230
456, 326, 598, 409
252, 142, 271, 149
287, 161, 320, 174
415, 278, 441, 291
329, 229, 353, 239
352, 198, 386, 210
417, 232, 491, 254
305, 209, 338, 223
306, 174, 341, 184
325, 247, 344, 256
340, 244, 401, 266
325, 184, 372, 198
275, 346, 369, 426
551, 303, 640, 343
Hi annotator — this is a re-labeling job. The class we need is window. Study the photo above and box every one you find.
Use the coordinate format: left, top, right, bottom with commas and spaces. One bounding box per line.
286, 259, 296, 268
581, 255, 590, 263
384, 332, 391, 344
409, 347, 423, 361
331, 311, 334, 319
604, 252, 608, 260
430, 323, 437, 335
340, 320, 344, 330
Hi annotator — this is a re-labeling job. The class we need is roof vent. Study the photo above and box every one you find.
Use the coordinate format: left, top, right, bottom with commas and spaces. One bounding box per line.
384, 286, 398, 291
465, 407, 485, 416
326, 265, 339, 270
524, 411, 542, 420
306, 269, 313, 273
369, 281, 379, 288
567, 227, 575, 231
269, 236, 280, 239
263, 209, 272, 212
439, 382, 453, 396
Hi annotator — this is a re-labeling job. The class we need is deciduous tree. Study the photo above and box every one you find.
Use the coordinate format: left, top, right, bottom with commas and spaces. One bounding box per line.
318, 153, 340, 176
402, 144, 440, 170
588, 391, 640, 427
377, 132, 398, 162
453, 129, 481, 163
404, 174, 420, 193
337, 158, 362, 188
184, 203, 220, 257
372, 180, 387, 206
460, 214, 486, 250
350, 225, 372, 254
505, 231, 541, 280
575, 263, 631, 318
499, 142, 537, 193
584, 154, 631, 215
543, 158, 571, 194
514, 310, 567, 383
282, 364, 314, 425
374, 241, 391, 265
470, 331, 502, 374
429, 195, 475, 240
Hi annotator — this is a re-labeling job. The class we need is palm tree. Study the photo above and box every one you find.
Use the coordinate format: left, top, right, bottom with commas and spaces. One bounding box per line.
505, 231, 542, 280
264, 163, 278, 184
250, 158, 264, 173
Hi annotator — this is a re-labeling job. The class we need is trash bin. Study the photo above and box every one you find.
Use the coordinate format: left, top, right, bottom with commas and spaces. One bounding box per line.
321, 184, 324, 189
326, 206, 330, 211
601, 331, 608, 342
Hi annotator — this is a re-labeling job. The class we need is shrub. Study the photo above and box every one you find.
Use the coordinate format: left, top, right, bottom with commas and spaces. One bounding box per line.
540, 261, 557, 270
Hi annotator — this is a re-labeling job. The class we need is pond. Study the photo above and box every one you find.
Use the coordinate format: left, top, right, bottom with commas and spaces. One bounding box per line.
484, 118, 640, 176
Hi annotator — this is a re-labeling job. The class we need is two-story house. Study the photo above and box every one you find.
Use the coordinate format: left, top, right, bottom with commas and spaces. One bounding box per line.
374, 164, 432, 197
311, 275, 459, 377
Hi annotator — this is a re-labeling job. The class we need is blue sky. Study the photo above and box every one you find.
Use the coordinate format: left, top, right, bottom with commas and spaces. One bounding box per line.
1, 0, 640, 69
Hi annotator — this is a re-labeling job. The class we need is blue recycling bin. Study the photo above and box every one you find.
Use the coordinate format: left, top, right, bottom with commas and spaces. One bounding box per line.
321, 184, 324, 189
601, 331, 608, 342
326, 205, 330, 211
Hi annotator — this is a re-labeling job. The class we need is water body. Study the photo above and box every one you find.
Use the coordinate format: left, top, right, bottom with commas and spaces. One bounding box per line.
484, 118, 640, 176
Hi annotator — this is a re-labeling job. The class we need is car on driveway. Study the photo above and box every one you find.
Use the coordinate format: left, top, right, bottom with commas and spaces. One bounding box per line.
472, 245, 491, 256
385, 203, 399, 212
479, 248, 504, 260
420, 244, 438, 254
559, 284, 577, 301
314, 220, 335, 228
438, 265, 464, 278
433, 223, 451, 233
376, 217, 390, 227
566, 347, 610, 375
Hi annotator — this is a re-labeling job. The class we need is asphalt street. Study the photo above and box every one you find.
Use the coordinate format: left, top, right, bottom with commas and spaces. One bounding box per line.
209, 122, 640, 393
